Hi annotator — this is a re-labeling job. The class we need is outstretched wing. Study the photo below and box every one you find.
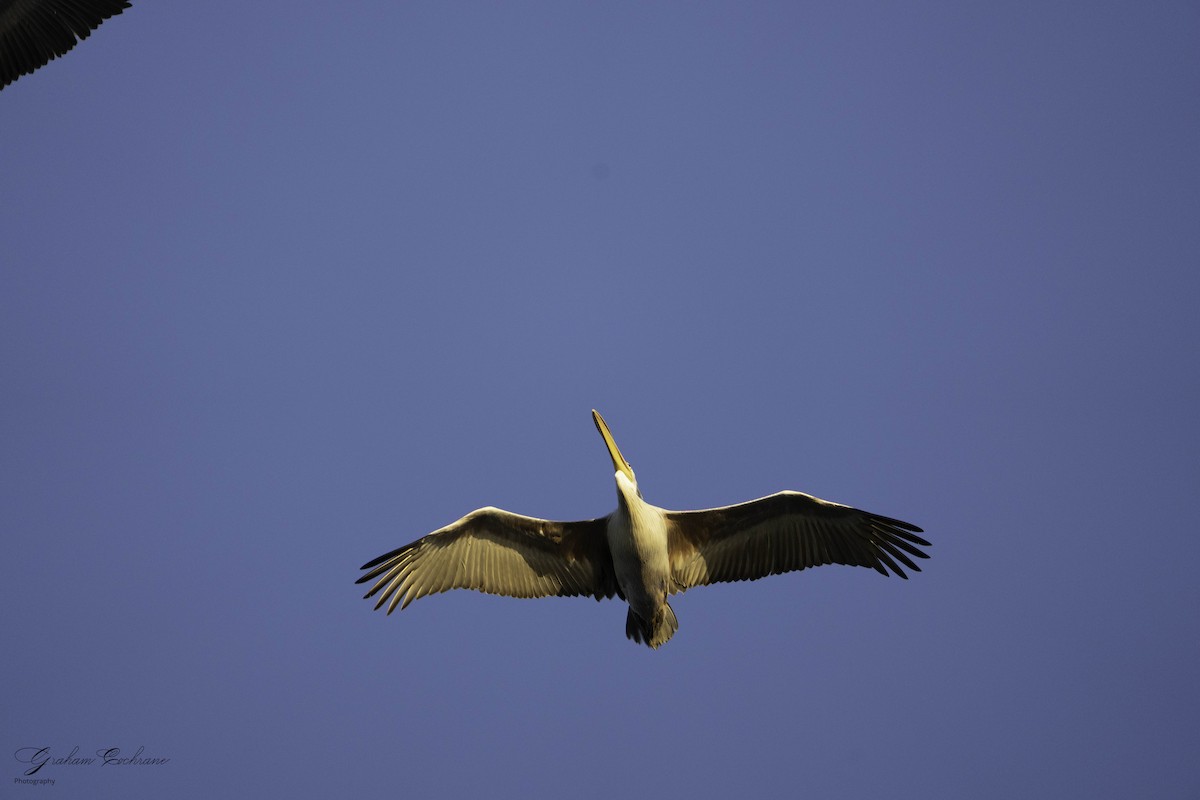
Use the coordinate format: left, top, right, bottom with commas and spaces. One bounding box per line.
667, 491, 930, 592
357, 507, 618, 613
0, 0, 131, 90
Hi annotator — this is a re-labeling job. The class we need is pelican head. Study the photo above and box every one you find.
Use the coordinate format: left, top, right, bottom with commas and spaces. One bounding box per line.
592, 409, 636, 488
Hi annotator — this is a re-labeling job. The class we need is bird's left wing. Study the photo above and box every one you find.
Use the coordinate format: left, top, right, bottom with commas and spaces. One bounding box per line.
357, 507, 617, 613
666, 491, 930, 592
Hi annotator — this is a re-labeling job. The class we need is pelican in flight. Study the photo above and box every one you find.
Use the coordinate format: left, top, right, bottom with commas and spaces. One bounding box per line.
0, 0, 130, 90
358, 410, 930, 649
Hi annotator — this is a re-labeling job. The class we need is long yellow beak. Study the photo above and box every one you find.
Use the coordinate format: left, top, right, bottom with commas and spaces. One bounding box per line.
592, 409, 635, 483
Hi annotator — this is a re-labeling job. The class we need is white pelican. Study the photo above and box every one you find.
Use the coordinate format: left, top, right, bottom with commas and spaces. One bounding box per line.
0, 0, 130, 90
358, 410, 930, 649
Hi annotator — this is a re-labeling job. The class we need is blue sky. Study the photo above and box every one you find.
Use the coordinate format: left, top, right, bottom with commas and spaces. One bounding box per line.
3, 3, 1198, 797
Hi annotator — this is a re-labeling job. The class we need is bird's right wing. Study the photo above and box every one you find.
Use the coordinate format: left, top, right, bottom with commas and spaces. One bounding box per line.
0, 0, 131, 90
357, 507, 617, 613
666, 491, 930, 591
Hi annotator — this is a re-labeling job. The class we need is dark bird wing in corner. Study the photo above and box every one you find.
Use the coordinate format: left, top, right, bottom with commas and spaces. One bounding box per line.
357, 508, 619, 614
0, 0, 131, 90
667, 490, 931, 591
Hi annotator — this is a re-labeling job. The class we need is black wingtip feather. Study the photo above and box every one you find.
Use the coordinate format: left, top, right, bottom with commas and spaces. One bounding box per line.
359, 545, 404, 572
868, 512, 925, 535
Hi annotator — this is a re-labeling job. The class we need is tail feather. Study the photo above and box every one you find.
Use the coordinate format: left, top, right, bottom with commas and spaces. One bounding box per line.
625, 603, 678, 649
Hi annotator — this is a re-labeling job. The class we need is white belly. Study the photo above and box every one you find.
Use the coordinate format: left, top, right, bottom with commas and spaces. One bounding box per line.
607, 491, 670, 615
